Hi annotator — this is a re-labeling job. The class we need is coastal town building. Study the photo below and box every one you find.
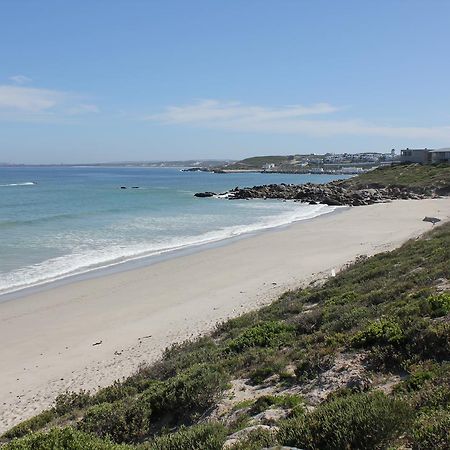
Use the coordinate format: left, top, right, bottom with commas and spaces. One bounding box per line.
262, 163, 276, 170
340, 166, 365, 174
400, 148, 450, 164
430, 148, 450, 163
400, 148, 431, 164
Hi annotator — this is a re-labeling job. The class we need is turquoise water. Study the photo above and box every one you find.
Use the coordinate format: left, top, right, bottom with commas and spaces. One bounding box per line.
0, 167, 350, 294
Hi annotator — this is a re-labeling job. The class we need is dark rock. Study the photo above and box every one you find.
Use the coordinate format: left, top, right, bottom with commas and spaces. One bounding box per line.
194, 179, 437, 206
423, 216, 441, 225
194, 191, 216, 198
346, 375, 372, 392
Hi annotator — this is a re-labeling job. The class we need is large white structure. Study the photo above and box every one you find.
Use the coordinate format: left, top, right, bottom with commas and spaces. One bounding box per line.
430, 148, 450, 163
400, 148, 431, 164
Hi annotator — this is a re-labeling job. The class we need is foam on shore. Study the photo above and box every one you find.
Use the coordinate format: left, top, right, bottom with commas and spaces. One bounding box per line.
0, 202, 337, 295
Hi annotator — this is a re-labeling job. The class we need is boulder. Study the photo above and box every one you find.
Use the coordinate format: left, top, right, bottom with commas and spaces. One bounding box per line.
194, 192, 216, 197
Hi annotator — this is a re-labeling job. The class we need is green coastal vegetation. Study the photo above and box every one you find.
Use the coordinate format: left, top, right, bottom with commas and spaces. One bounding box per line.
1, 164, 449, 450
340, 163, 450, 194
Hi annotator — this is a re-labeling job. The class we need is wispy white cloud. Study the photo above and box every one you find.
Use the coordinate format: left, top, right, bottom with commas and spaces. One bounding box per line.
148, 99, 340, 124
0, 85, 64, 113
0, 80, 99, 121
9, 74, 32, 85
66, 103, 100, 115
147, 99, 450, 140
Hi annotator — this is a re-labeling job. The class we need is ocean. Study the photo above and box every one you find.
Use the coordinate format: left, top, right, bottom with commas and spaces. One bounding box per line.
0, 166, 350, 295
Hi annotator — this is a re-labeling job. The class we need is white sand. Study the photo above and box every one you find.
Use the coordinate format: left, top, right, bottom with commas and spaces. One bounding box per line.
0, 198, 449, 433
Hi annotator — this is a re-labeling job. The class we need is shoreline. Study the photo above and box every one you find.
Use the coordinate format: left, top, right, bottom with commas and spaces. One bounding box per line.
0, 203, 342, 302
1, 198, 449, 433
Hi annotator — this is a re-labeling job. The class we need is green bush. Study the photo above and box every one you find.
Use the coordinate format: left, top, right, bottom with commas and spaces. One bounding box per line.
278, 392, 412, 450
411, 365, 450, 410
1, 427, 132, 450
248, 366, 277, 385
295, 352, 333, 381
249, 394, 303, 415
409, 322, 450, 361
427, 292, 450, 316
79, 364, 228, 444
321, 304, 368, 333
246, 351, 288, 384
94, 381, 139, 405
153, 337, 220, 380
54, 390, 91, 416
1, 410, 55, 439
149, 423, 226, 450
160, 363, 229, 415
412, 410, 450, 450
291, 308, 323, 334
352, 318, 404, 348
396, 362, 442, 393
79, 401, 151, 443
226, 321, 294, 353
227, 427, 278, 449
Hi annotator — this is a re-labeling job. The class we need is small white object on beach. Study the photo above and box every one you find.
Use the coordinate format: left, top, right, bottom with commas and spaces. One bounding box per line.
331, 269, 336, 277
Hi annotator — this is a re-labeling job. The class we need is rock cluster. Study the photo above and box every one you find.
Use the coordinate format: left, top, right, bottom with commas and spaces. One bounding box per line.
195, 182, 430, 206
194, 191, 216, 197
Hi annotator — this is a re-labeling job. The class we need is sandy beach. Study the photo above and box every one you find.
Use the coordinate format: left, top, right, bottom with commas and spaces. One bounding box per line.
1, 198, 449, 433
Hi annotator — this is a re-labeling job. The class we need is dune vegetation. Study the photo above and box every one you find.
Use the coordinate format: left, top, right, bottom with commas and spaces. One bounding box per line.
340, 163, 450, 194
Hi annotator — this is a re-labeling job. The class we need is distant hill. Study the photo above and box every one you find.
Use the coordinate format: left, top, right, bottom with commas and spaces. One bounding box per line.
221, 155, 301, 170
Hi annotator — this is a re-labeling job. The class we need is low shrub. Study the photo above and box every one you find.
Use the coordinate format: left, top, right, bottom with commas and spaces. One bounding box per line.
352, 318, 404, 348
226, 321, 294, 353
427, 292, 450, 317
321, 305, 368, 333
409, 322, 450, 361
80, 364, 228, 444
295, 352, 333, 381
227, 426, 278, 449
94, 382, 139, 405
1, 410, 55, 439
249, 394, 303, 415
411, 409, 450, 450
149, 423, 226, 450
291, 308, 323, 334
1, 427, 132, 450
395, 362, 442, 393
410, 365, 450, 410
153, 337, 220, 379
278, 391, 412, 450
79, 401, 151, 443
54, 390, 91, 416
248, 366, 277, 385
154, 363, 229, 417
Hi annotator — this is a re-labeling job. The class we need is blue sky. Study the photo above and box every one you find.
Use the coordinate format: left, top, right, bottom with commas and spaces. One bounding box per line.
1, 0, 450, 163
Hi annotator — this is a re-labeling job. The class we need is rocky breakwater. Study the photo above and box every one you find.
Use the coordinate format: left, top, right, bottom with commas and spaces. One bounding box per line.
195, 182, 429, 206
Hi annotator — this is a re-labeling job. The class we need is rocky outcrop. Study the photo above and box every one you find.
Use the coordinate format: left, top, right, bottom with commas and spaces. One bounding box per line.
194, 181, 432, 206
194, 191, 216, 197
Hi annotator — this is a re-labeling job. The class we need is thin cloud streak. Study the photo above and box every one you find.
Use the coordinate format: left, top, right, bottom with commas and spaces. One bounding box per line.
147, 99, 450, 140
9, 74, 32, 85
0, 83, 99, 120
148, 99, 340, 124
0, 85, 63, 112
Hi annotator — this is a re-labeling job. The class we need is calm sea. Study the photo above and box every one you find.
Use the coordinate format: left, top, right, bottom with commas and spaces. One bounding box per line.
0, 167, 350, 295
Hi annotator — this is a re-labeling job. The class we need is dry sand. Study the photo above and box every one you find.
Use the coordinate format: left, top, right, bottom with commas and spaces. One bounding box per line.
0, 198, 449, 433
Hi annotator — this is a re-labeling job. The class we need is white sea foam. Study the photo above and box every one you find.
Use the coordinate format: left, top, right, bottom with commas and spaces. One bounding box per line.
0, 182, 36, 187
0, 203, 339, 295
